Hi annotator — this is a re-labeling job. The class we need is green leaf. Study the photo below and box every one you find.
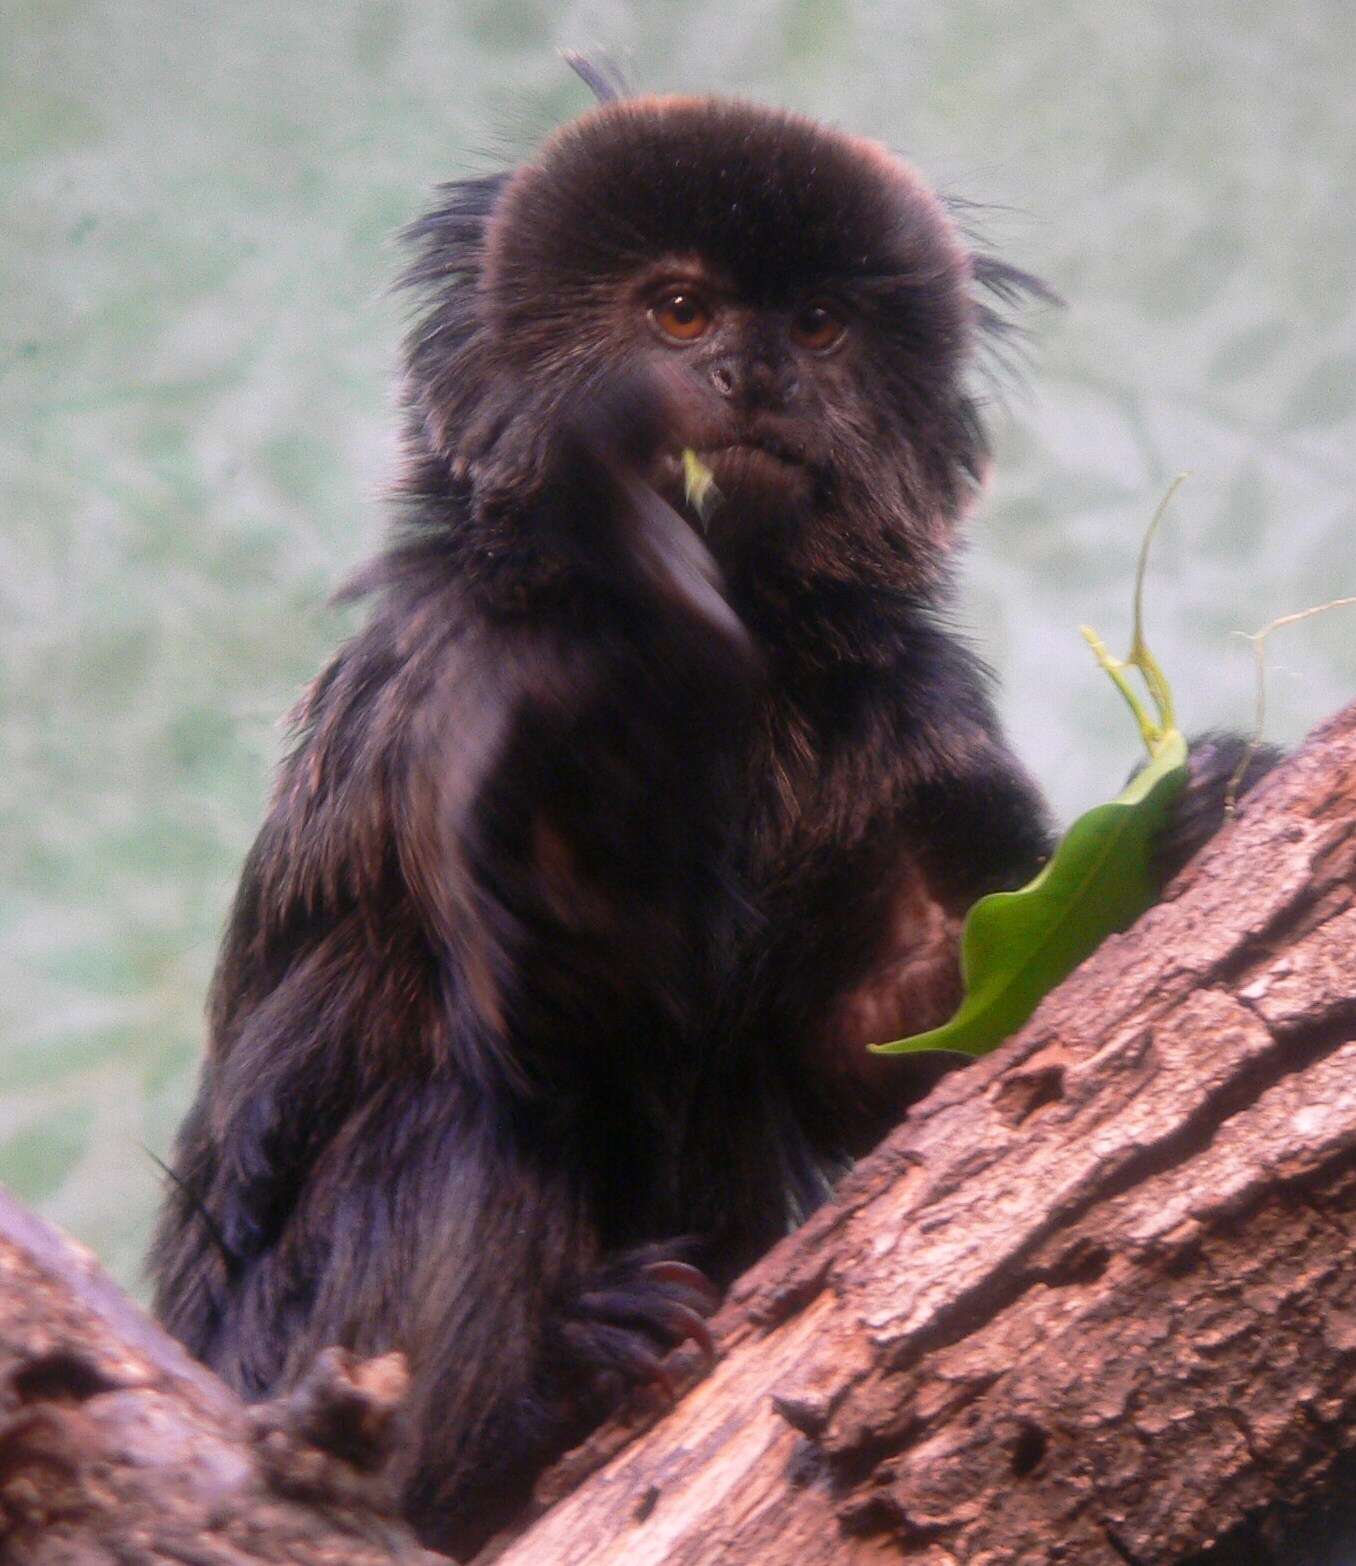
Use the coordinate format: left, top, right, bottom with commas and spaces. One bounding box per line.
872, 729, 1187, 1057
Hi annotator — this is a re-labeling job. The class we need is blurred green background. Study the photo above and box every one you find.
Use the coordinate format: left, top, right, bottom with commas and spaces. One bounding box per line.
3, 0, 1354, 1295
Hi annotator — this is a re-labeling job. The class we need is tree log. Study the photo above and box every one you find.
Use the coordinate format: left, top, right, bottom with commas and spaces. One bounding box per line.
0, 1194, 441, 1563
2, 702, 1354, 1565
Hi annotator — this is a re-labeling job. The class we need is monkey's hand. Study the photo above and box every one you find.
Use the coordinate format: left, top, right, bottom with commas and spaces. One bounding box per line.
1155, 730, 1284, 884
557, 1243, 721, 1410
544, 368, 753, 657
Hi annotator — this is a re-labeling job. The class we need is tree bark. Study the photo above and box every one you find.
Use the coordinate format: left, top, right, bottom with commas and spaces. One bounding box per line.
0, 1193, 441, 1564
2, 701, 1354, 1566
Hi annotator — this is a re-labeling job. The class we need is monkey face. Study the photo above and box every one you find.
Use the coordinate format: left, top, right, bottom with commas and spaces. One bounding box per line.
622, 259, 845, 530
402, 95, 1036, 587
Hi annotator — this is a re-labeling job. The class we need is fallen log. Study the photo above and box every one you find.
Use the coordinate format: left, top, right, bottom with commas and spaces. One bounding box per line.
0, 1193, 439, 1564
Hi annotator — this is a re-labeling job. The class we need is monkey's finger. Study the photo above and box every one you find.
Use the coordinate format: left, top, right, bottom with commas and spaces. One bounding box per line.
641, 1260, 722, 1312
647, 1301, 717, 1363
562, 1321, 676, 1402
622, 477, 750, 652
575, 1289, 717, 1363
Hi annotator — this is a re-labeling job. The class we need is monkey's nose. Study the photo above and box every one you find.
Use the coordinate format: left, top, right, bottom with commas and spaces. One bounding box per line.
709, 359, 799, 409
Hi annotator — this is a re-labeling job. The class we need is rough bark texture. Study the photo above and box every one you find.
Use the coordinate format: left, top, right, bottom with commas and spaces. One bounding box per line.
2, 702, 1354, 1566
0, 1194, 441, 1564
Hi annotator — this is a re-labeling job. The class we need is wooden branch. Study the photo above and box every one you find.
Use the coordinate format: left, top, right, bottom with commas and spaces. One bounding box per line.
2, 703, 1353, 1565
0, 1194, 441, 1563
486, 700, 1356, 1565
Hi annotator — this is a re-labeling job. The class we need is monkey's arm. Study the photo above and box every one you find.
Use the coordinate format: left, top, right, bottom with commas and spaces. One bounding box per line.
411, 404, 759, 1094
794, 711, 1056, 1153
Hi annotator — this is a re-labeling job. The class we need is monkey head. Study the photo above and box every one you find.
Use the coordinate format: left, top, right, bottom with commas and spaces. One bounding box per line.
401, 95, 1043, 592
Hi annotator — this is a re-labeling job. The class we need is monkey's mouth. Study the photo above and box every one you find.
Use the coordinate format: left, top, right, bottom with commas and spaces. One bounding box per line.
665, 438, 816, 519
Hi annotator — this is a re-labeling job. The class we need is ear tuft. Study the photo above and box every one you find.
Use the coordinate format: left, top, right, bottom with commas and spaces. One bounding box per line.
562, 51, 630, 105
971, 253, 1062, 341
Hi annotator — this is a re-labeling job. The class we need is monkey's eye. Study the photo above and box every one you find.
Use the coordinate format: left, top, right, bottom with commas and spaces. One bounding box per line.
649, 291, 713, 343
790, 302, 847, 353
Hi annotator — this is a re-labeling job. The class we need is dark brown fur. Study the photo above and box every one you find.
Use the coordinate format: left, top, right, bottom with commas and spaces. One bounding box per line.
150, 91, 1254, 1558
